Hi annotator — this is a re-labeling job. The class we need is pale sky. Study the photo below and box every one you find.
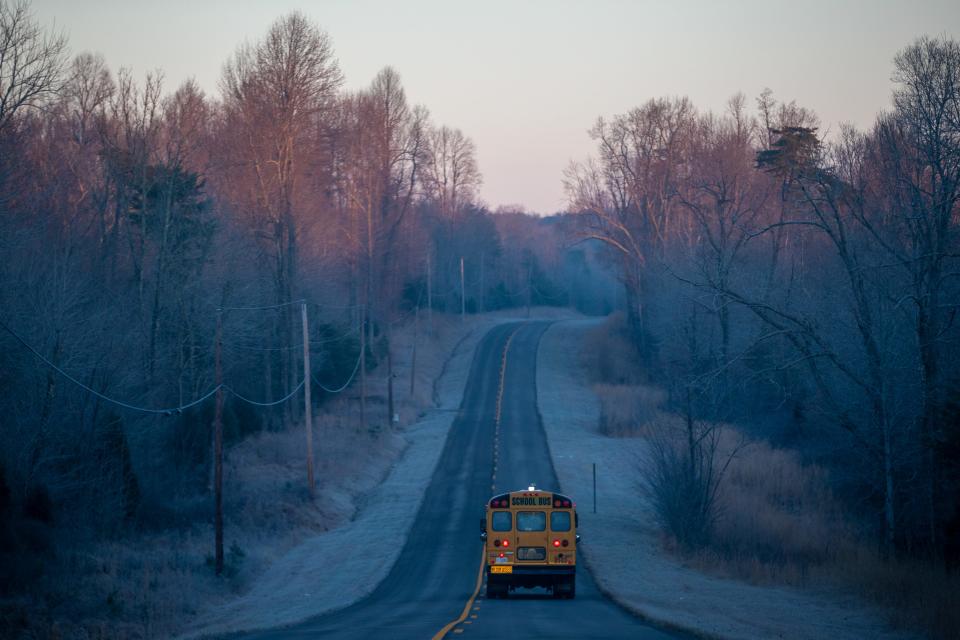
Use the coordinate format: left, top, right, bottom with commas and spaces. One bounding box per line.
32, 0, 960, 214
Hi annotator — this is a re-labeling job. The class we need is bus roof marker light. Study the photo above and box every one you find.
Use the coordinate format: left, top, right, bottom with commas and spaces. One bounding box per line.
528, 484, 536, 491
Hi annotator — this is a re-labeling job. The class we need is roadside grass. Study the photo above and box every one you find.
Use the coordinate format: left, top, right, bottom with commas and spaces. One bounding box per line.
580, 311, 643, 385
701, 436, 960, 639
581, 314, 960, 640
593, 384, 664, 437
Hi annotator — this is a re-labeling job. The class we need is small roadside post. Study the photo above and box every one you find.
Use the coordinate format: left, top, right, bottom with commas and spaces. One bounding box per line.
592, 462, 597, 514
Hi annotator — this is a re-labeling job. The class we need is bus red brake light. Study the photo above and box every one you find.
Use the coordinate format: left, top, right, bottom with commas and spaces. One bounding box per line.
562, 539, 569, 547
552, 539, 561, 547
502, 539, 510, 547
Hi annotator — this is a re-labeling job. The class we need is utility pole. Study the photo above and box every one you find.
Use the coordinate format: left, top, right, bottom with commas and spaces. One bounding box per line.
359, 308, 367, 430
460, 256, 466, 322
426, 250, 433, 334
593, 462, 597, 514
480, 251, 485, 314
387, 324, 395, 429
526, 261, 532, 319
410, 305, 418, 398
301, 303, 315, 497
213, 311, 224, 576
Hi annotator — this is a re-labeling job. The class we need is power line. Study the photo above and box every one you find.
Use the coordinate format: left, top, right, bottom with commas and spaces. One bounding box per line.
312, 348, 363, 394
0, 317, 221, 415
228, 379, 305, 407
217, 298, 306, 312
220, 324, 361, 353
1, 317, 308, 414
305, 300, 362, 312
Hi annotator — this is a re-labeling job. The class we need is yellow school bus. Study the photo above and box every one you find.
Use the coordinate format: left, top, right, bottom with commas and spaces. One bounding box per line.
481, 485, 578, 598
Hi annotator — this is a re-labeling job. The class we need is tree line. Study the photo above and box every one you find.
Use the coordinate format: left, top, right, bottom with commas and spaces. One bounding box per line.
567, 36, 960, 562
0, 1, 592, 569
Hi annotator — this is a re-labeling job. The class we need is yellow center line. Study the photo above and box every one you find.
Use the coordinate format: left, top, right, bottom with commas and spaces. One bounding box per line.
431, 549, 485, 640
431, 325, 521, 640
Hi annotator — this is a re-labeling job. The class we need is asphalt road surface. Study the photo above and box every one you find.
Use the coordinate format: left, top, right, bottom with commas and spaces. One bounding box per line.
233, 321, 686, 640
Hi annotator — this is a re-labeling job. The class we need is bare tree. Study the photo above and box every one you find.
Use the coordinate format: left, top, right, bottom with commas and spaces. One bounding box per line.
422, 124, 481, 218
565, 97, 696, 355
0, 0, 67, 135
220, 12, 343, 422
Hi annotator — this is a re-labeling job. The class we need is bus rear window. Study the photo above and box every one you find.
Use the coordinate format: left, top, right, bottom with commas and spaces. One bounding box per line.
550, 511, 571, 532
492, 511, 512, 531
517, 511, 546, 531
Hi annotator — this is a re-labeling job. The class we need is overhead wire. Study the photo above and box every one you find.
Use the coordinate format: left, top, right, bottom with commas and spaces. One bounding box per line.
312, 347, 363, 394
1, 317, 306, 414
1, 317, 222, 415
227, 379, 305, 407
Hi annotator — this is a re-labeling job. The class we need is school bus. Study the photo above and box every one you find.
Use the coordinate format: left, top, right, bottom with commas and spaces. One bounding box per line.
480, 485, 578, 598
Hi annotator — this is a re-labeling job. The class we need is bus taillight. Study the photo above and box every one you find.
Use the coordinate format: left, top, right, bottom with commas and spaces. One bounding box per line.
552, 539, 561, 547
562, 539, 569, 547
502, 539, 510, 547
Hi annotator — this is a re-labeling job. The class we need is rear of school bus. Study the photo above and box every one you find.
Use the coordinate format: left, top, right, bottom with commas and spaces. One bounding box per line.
482, 488, 577, 598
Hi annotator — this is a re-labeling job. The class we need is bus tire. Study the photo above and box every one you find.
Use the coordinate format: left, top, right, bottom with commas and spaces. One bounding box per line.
555, 577, 575, 599
486, 580, 506, 599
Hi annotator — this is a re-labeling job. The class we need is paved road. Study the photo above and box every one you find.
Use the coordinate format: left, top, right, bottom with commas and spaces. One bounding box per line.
234, 322, 685, 640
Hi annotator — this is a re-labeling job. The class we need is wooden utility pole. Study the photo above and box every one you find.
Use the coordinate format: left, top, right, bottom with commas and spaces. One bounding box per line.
213, 312, 225, 576
301, 303, 315, 497
526, 261, 532, 319
359, 309, 366, 429
410, 305, 418, 398
479, 251, 485, 313
387, 324, 395, 429
460, 256, 466, 322
426, 250, 433, 333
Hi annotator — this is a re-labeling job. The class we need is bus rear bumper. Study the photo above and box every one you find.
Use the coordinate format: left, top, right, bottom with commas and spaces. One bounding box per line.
487, 565, 575, 590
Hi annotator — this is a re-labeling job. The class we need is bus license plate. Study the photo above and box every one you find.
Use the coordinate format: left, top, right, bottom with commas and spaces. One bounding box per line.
491, 566, 512, 574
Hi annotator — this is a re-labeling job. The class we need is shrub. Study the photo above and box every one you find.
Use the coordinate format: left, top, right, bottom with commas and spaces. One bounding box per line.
642, 418, 735, 549
594, 384, 663, 437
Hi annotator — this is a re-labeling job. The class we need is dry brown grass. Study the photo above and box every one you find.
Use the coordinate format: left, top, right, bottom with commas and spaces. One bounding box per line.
593, 383, 665, 437
580, 312, 643, 385
697, 436, 856, 584
682, 430, 960, 639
